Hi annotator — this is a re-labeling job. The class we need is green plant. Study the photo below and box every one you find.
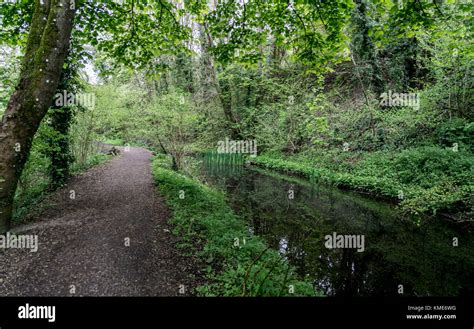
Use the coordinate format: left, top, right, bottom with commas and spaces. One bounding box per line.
151, 157, 317, 296
251, 146, 473, 218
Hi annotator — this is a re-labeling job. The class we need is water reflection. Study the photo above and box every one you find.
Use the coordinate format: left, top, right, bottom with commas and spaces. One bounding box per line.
202, 165, 474, 297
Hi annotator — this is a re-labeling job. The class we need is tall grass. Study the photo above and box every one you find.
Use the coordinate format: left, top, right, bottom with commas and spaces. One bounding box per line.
202, 151, 245, 176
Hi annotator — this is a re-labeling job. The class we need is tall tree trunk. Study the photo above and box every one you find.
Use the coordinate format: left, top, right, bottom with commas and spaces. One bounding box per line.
48, 106, 73, 189
351, 0, 384, 95
0, 0, 75, 233
48, 53, 76, 189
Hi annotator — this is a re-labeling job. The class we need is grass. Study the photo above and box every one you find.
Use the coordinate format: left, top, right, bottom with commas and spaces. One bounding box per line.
70, 153, 112, 173
101, 138, 124, 146
151, 154, 318, 296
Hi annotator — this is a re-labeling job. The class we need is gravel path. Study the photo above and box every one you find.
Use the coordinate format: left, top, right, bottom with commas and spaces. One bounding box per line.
0, 147, 200, 296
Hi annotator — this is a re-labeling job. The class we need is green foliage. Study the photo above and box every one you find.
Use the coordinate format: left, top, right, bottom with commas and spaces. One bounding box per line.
70, 153, 111, 173
102, 138, 124, 146
13, 128, 51, 224
91, 81, 146, 143
203, 152, 245, 167
91, 78, 201, 169
0, 0, 33, 46
151, 156, 317, 296
147, 91, 201, 169
1, 0, 471, 283
77, 0, 196, 72
215, 64, 332, 154
0, 45, 21, 113
11, 116, 111, 224
251, 146, 473, 218
436, 118, 474, 151
206, 0, 354, 71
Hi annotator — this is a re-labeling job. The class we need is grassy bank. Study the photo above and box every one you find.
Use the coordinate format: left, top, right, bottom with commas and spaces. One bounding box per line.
251, 146, 473, 219
151, 155, 318, 296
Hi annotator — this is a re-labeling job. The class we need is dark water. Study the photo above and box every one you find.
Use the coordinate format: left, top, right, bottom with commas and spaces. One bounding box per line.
201, 164, 474, 297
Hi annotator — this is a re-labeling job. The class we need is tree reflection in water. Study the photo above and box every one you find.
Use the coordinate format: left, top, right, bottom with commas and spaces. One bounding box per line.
202, 164, 474, 297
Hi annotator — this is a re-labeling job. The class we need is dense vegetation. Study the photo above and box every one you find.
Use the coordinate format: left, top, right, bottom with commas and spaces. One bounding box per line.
62, 0, 472, 219
0, 0, 472, 295
152, 155, 316, 296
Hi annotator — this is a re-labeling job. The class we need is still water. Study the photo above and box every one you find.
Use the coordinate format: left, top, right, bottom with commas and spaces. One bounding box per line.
201, 163, 474, 296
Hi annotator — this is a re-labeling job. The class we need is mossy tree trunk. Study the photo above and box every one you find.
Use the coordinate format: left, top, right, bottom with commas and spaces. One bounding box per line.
0, 0, 75, 233
48, 54, 76, 190
48, 104, 73, 189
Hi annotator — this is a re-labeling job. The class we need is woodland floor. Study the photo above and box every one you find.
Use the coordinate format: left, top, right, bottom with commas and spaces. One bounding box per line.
0, 147, 201, 296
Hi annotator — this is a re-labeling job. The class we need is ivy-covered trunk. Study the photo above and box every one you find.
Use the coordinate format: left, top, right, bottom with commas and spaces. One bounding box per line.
48, 53, 76, 190
198, 23, 241, 140
0, 0, 75, 233
351, 0, 384, 95
48, 106, 73, 189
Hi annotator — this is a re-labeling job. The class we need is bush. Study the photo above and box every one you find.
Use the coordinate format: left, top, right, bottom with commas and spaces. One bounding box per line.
436, 118, 474, 152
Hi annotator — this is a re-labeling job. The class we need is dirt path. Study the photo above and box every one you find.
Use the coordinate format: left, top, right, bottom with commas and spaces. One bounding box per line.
0, 147, 200, 296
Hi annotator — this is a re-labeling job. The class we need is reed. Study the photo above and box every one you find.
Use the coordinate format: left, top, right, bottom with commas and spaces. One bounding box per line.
202, 151, 245, 176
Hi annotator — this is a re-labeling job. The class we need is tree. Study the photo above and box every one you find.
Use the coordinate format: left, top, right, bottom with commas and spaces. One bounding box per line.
350, 0, 384, 95
0, 0, 75, 232
47, 62, 76, 189
151, 92, 200, 171
0, 0, 195, 232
